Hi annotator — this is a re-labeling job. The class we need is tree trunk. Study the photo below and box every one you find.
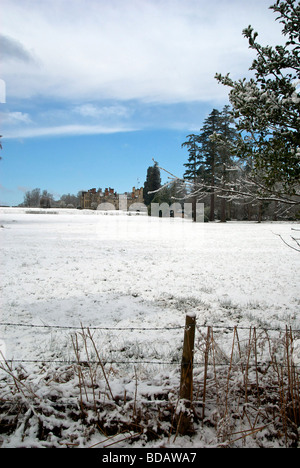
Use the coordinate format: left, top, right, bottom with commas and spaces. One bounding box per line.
220, 198, 226, 222
257, 203, 262, 223
210, 168, 215, 222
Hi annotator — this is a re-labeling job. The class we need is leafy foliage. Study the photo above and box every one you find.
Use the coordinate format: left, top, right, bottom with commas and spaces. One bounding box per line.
215, 0, 300, 196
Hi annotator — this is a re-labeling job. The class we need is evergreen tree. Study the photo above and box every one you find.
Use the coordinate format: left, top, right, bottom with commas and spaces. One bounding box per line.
181, 107, 237, 221
216, 0, 300, 204
199, 109, 222, 221
214, 105, 239, 221
143, 162, 161, 206
182, 133, 204, 221
182, 134, 202, 181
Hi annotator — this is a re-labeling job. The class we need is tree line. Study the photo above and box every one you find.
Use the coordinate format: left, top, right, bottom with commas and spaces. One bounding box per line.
19, 189, 82, 209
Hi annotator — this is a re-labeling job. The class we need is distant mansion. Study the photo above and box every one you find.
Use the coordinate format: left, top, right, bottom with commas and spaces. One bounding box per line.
80, 187, 144, 210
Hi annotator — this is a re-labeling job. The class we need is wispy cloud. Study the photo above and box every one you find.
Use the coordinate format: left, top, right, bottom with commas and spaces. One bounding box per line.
1, 99, 211, 139
73, 104, 131, 119
4, 123, 138, 139
1, 111, 32, 125
2, 102, 137, 138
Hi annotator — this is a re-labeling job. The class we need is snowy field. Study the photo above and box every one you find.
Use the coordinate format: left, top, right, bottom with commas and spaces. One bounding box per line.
0, 207, 299, 448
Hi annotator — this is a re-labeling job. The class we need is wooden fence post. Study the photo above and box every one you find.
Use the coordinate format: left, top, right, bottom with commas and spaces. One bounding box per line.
180, 312, 196, 400
178, 312, 196, 435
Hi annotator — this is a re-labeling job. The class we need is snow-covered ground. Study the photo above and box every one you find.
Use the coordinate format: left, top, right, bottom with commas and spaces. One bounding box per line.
0, 207, 299, 448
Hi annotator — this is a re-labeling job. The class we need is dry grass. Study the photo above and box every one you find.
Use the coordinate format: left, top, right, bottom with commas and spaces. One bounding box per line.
0, 326, 299, 448
194, 325, 300, 447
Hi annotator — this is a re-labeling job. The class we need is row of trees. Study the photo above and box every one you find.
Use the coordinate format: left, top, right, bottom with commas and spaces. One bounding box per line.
149, 0, 299, 222
20, 188, 82, 209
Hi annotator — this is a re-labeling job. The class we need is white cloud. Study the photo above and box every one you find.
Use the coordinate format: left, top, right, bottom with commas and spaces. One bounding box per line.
73, 104, 131, 119
1, 0, 282, 104
1, 111, 32, 125
4, 123, 137, 139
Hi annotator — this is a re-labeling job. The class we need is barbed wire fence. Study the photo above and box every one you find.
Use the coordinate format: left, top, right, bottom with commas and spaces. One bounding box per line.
0, 319, 299, 367
0, 316, 299, 445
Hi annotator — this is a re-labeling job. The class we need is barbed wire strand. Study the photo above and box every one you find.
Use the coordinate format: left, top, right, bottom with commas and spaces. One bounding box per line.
0, 322, 299, 332
1, 358, 299, 369
0, 322, 183, 331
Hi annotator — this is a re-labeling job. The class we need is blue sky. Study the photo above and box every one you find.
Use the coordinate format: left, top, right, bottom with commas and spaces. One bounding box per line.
0, 0, 283, 205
